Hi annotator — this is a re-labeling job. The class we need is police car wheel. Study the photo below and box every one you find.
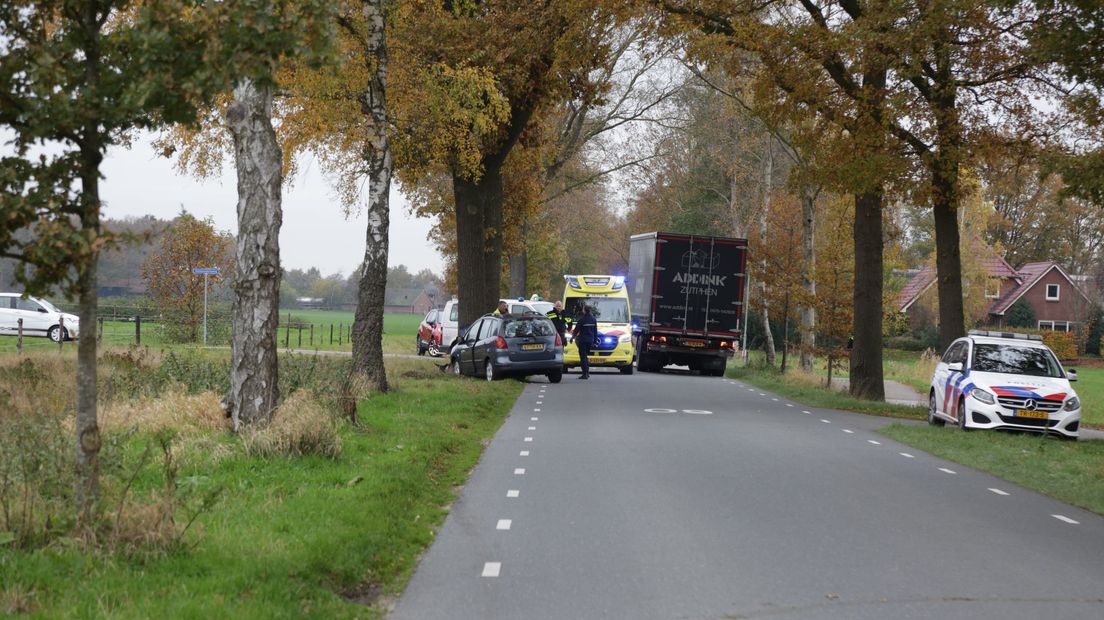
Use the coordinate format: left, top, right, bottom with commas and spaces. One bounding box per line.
928, 392, 944, 426
957, 398, 970, 431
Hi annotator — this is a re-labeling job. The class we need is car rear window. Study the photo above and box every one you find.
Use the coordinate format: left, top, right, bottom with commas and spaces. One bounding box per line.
972, 344, 1063, 378
504, 318, 555, 338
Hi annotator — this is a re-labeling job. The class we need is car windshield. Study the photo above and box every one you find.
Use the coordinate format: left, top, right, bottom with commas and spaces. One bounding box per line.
529, 302, 553, 315
36, 298, 60, 313
971, 343, 1063, 378
564, 297, 629, 323
504, 318, 555, 338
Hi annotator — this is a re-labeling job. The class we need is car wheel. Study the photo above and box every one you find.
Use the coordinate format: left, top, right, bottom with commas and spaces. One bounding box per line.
619, 364, 634, 375
48, 325, 64, 343
452, 358, 462, 376
428, 341, 440, 357
485, 360, 496, 381
547, 370, 562, 384
928, 391, 944, 426
957, 398, 970, 431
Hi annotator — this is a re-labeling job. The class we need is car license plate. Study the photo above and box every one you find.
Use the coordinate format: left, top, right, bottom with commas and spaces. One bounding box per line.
1015, 410, 1048, 420
684, 340, 705, 348
522, 343, 544, 351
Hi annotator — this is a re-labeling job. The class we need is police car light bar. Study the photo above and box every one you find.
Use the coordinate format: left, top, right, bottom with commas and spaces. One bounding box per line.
968, 330, 1043, 341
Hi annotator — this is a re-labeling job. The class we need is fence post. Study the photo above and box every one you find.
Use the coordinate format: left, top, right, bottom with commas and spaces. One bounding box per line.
338, 323, 343, 345
58, 316, 65, 353
98, 316, 104, 343
297, 324, 302, 348
310, 324, 314, 347
17, 318, 23, 355
285, 312, 291, 349
135, 315, 141, 346
330, 324, 334, 345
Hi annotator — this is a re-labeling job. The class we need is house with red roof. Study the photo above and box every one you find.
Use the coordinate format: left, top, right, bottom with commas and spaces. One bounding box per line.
897, 255, 1095, 332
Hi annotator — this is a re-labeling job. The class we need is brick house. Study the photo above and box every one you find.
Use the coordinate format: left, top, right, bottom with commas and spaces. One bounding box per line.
383, 288, 435, 315
897, 256, 1094, 332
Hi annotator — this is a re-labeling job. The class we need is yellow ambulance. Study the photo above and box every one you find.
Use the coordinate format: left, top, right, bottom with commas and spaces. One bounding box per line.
561, 275, 635, 374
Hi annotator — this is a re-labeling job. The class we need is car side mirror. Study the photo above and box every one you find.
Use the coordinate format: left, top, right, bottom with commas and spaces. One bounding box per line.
947, 362, 963, 373
1067, 368, 1078, 382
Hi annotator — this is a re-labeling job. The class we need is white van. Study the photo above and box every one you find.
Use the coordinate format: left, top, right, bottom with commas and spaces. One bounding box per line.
0, 293, 80, 342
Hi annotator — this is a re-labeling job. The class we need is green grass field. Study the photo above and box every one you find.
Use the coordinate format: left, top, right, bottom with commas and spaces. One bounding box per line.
1071, 366, 1104, 427
881, 424, 1104, 516
0, 359, 523, 618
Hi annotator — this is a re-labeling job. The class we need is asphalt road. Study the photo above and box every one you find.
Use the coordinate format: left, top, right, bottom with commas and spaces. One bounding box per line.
390, 368, 1104, 620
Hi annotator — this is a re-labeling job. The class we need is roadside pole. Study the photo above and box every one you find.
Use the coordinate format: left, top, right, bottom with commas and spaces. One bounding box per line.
741, 271, 751, 366
192, 267, 221, 346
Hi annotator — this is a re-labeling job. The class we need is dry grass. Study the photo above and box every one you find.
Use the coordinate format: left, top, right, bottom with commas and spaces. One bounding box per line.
0, 584, 38, 616
99, 389, 228, 435
241, 391, 342, 458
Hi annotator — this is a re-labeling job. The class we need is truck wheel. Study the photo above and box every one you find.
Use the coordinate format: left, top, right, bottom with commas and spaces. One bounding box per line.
619, 364, 634, 375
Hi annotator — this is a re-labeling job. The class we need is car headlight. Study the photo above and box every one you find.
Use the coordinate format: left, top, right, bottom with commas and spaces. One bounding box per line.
619, 333, 631, 343
970, 389, 996, 405
1064, 396, 1080, 411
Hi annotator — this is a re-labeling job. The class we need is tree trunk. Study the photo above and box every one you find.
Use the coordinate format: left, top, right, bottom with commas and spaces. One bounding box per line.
454, 161, 506, 327
850, 189, 885, 400
780, 292, 790, 373
931, 47, 965, 352
351, 0, 391, 393
759, 137, 776, 367
799, 188, 817, 372
226, 80, 283, 430
508, 222, 527, 298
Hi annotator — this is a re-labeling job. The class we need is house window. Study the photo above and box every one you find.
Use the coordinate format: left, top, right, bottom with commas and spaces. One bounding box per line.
1038, 320, 1071, 332
1046, 284, 1060, 301
984, 278, 1000, 299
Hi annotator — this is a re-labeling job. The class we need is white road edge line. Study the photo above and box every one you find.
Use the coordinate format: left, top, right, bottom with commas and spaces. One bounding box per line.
531, 417, 538, 421
988, 488, 1009, 496
867, 440, 881, 445
1052, 514, 1080, 525
534, 408, 541, 412
843, 429, 854, 434
520, 451, 529, 456
507, 490, 520, 498
820, 419, 831, 424
802, 410, 811, 415
524, 437, 533, 442
514, 468, 525, 475
528, 426, 536, 430
496, 519, 512, 530
786, 404, 794, 407
482, 562, 501, 577
899, 452, 915, 459
939, 468, 957, 474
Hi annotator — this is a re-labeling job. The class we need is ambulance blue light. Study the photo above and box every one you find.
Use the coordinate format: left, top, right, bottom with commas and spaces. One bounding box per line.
612, 275, 625, 290
566, 275, 581, 289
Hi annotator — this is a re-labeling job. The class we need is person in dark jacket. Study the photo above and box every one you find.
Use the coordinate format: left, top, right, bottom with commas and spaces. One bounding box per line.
546, 301, 570, 343
572, 304, 598, 379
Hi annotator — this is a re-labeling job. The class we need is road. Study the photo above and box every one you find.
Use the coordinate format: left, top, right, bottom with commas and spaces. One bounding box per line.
390, 368, 1104, 620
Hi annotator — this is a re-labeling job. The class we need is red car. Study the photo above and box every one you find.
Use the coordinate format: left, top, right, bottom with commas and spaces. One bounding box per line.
416, 308, 444, 356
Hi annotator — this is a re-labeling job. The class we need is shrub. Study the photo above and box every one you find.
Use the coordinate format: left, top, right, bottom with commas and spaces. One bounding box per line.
1005, 298, 1036, 328
1042, 331, 1077, 361
886, 336, 927, 351
241, 391, 342, 458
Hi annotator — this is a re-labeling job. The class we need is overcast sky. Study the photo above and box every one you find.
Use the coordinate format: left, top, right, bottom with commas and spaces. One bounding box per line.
99, 134, 445, 277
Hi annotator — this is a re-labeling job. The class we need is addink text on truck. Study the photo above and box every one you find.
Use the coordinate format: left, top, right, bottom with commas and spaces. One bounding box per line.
628, 232, 749, 376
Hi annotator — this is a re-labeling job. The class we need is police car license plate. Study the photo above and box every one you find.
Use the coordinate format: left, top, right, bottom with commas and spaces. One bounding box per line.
684, 340, 706, 348
1015, 409, 1048, 420
522, 344, 544, 351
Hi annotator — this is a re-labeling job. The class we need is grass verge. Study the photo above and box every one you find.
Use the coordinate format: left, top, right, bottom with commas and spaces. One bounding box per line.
0, 357, 523, 618
727, 365, 927, 421
881, 424, 1104, 516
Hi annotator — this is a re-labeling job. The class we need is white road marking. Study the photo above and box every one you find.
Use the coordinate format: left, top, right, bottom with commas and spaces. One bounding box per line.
507, 490, 520, 498
537, 401, 543, 405
939, 468, 957, 475
988, 488, 1009, 496
514, 468, 525, 475
899, 452, 915, 459
496, 519, 512, 530
520, 451, 529, 456
867, 440, 881, 445
802, 410, 811, 415
820, 419, 831, 424
772, 398, 779, 402
534, 408, 541, 412
482, 562, 501, 577
1052, 514, 1080, 525
528, 426, 536, 430
682, 409, 713, 415
786, 404, 794, 407
531, 417, 538, 421
759, 393, 767, 396
524, 437, 533, 442
842, 429, 854, 434
644, 408, 677, 414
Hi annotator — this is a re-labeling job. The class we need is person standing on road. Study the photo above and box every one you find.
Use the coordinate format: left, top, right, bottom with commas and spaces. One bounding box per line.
546, 301, 570, 344
572, 304, 598, 380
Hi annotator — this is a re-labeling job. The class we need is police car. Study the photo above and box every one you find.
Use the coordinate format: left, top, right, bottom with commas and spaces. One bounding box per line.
928, 330, 1081, 439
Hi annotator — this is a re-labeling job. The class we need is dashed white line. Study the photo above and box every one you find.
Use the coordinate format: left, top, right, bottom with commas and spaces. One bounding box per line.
534, 408, 541, 412
842, 429, 854, 434
520, 451, 529, 456
786, 404, 794, 407
514, 468, 526, 475
867, 440, 881, 445
759, 393, 767, 396
772, 398, 779, 402
524, 437, 533, 442
939, 468, 957, 475
988, 488, 1009, 496
528, 426, 536, 430
531, 417, 538, 421
802, 410, 811, 415
507, 490, 520, 498
482, 562, 501, 577
820, 419, 831, 424
1052, 514, 1080, 525
496, 519, 512, 530
899, 452, 915, 459
537, 401, 543, 405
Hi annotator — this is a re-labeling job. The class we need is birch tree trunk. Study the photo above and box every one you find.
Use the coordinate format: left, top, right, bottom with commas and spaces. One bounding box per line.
799, 188, 817, 372
759, 137, 776, 367
226, 80, 282, 430
351, 0, 391, 392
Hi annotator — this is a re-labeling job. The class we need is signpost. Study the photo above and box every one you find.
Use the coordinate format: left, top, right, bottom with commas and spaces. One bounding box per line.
192, 267, 220, 345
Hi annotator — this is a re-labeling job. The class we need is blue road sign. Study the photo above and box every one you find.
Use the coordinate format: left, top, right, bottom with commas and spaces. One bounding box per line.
192, 267, 221, 275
